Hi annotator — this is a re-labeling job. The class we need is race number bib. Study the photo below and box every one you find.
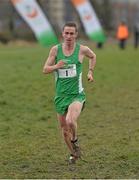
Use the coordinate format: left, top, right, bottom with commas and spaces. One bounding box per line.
58, 64, 77, 78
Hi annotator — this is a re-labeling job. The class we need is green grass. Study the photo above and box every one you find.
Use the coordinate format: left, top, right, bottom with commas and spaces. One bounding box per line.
0, 43, 139, 178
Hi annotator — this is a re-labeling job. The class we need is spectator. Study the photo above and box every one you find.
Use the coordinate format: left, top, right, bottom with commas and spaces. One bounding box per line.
133, 21, 139, 49
116, 21, 129, 49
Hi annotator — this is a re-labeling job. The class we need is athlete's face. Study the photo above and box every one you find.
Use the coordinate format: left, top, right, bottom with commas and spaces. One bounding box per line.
62, 26, 78, 44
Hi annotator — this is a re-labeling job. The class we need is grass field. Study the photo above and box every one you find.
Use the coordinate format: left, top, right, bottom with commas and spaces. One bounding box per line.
0, 42, 139, 179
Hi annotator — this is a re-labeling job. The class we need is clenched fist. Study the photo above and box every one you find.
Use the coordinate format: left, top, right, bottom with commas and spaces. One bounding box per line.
56, 60, 66, 69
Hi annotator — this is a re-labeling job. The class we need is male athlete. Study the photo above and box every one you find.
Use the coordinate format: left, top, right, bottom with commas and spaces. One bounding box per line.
43, 22, 96, 163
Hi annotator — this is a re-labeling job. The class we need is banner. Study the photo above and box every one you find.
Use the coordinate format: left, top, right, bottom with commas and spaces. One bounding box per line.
71, 0, 106, 43
11, 0, 58, 46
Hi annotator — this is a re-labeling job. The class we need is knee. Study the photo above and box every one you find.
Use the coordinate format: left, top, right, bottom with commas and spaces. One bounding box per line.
66, 117, 74, 128
62, 128, 69, 138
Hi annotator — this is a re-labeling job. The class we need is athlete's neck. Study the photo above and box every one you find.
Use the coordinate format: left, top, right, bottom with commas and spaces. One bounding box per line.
62, 42, 76, 57
63, 42, 76, 51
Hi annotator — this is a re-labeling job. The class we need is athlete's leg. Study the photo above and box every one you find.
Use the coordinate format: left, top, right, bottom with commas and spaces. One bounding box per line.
66, 101, 83, 142
57, 113, 75, 156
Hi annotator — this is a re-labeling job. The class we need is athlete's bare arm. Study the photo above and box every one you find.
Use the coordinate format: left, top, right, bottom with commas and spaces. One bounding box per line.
43, 46, 65, 74
80, 45, 96, 82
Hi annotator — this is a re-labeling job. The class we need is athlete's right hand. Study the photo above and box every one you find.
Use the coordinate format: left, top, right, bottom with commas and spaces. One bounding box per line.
56, 60, 65, 69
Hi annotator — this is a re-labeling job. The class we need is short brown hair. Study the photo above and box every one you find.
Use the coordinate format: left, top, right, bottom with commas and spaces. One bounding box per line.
63, 22, 78, 32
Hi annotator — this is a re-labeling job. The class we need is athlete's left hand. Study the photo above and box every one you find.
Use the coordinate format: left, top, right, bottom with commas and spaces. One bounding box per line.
87, 72, 94, 82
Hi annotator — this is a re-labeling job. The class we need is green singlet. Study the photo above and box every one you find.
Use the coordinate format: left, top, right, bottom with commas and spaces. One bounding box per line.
54, 43, 86, 114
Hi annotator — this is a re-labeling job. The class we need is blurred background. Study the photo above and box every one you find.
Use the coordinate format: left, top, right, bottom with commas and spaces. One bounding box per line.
0, 0, 139, 44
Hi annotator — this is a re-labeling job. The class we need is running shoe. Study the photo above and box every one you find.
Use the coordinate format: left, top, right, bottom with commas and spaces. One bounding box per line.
71, 139, 81, 158
69, 154, 78, 164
